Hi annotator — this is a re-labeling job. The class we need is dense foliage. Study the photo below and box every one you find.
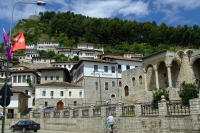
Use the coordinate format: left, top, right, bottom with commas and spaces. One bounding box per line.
7, 11, 200, 56
152, 88, 169, 106
178, 81, 199, 102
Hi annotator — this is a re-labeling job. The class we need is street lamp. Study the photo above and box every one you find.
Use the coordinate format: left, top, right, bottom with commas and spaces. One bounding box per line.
1, 1, 46, 133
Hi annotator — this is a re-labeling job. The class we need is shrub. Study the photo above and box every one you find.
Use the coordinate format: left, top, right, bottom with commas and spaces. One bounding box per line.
152, 88, 169, 107
178, 81, 198, 102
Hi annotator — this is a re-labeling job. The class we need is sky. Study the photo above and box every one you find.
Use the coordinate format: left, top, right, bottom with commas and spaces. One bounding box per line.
1, 0, 200, 43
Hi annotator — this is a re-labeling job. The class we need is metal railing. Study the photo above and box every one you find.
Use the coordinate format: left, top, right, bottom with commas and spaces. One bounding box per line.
64, 110, 70, 117
167, 100, 190, 115
93, 108, 101, 117
33, 112, 40, 117
122, 105, 135, 116
106, 105, 117, 116
82, 109, 89, 117
73, 109, 79, 117
44, 112, 50, 118
54, 111, 60, 117
141, 103, 159, 116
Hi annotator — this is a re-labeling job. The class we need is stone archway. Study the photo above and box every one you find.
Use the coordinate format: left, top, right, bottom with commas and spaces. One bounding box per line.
57, 100, 64, 110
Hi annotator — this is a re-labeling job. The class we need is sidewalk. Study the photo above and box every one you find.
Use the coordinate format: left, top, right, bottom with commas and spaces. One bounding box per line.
40, 131, 92, 133
4, 130, 92, 133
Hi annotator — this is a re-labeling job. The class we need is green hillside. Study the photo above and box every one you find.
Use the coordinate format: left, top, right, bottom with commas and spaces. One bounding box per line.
3, 11, 200, 56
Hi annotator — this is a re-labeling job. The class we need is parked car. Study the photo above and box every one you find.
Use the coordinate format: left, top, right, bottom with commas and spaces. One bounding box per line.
0, 112, 3, 120
11, 120, 40, 132
38, 106, 56, 112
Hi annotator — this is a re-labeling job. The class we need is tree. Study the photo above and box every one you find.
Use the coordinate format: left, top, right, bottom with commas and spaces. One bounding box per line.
70, 56, 79, 61
178, 81, 198, 102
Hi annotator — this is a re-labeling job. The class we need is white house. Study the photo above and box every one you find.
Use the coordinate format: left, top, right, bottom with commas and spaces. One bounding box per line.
0, 87, 30, 116
101, 55, 142, 78
70, 58, 122, 104
35, 81, 84, 109
37, 41, 59, 51
123, 53, 143, 59
37, 67, 70, 84
70, 56, 142, 104
55, 47, 71, 57
77, 43, 104, 53
78, 49, 101, 59
50, 61, 78, 71
10, 69, 40, 109
32, 57, 56, 63
25, 44, 39, 61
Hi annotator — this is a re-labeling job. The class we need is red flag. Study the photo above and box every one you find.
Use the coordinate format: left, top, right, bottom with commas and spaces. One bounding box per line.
12, 32, 26, 51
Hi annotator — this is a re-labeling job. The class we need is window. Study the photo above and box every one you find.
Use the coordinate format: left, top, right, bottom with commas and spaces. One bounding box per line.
105, 82, 108, 90
95, 82, 98, 90
60, 91, 63, 96
111, 94, 115, 98
94, 65, 98, 72
27, 75, 30, 79
42, 91, 46, 96
132, 77, 135, 86
139, 76, 142, 84
51, 76, 53, 80
50, 91, 54, 97
79, 92, 82, 97
118, 65, 122, 73
111, 66, 115, 73
1, 73, 3, 77
13, 76, 17, 83
126, 65, 130, 70
64, 65, 66, 68
125, 86, 129, 96
56, 76, 59, 80
45, 101, 48, 107
112, 81, 115, 87
74, 101, 77, 106
18, 76, 21, 83
119, 81, 122, 87
69, 91, 72, 97
45, 76, 47, 80
104, 66, 108, 72
22, 75, 26, 83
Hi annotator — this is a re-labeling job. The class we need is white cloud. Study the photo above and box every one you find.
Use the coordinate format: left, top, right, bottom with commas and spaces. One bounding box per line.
0, 0, 150, 22
118, 1, 149, 17
0, 0, 46, 22
154, 0, 200, 10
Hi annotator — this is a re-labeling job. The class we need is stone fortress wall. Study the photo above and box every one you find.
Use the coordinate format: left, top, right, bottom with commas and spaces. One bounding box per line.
121, 49, 200, 105
1, 98, 200, 133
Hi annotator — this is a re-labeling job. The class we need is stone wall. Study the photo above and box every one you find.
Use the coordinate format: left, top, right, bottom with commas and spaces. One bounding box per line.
77, 76, 122, 104
2, 98, 200, 133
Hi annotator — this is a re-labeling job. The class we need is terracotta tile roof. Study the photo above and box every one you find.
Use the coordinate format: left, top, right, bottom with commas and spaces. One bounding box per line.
32, 56, 56, 59
142, 50, 168, 59
50, 61, 78, 64
36, 81, 82, 87
71, 58, 117, 70
102, 55, 142, 62
37, 67, 69, 72
9, 65, 29, 69
9, 69, 40, 77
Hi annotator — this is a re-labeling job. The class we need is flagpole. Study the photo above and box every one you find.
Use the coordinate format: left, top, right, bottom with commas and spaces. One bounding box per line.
1, 1, 46, 133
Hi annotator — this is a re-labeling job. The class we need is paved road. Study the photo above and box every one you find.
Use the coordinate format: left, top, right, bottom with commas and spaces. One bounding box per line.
4, 130, 91, 133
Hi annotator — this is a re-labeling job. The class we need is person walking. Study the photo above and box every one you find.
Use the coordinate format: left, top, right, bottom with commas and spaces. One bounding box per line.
107, 115, 114, 133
